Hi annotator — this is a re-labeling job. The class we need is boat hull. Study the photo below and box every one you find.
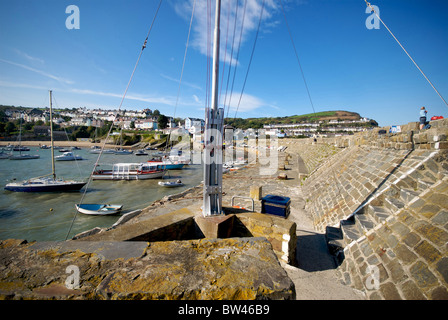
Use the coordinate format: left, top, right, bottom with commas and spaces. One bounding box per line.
4, 181, 86, 192
55, 156, 83, 161
75, 204, 123, 215
92, 170, 165, 180
158, 181, 184, 187
9, 155, 40, 160
148, 161, 185, 170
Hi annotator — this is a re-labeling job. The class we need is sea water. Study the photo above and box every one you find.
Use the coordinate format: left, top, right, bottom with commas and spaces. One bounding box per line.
0, 147, 203, 241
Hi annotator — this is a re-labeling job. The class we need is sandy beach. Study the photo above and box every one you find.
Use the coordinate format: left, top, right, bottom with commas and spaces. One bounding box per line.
0, 140, 127, 149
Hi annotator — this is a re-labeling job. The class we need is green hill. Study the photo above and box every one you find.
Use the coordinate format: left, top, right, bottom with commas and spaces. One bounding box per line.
224, 110, 377, 130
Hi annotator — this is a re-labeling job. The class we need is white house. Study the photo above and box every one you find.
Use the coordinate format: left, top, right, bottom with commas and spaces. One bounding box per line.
185, 117, 204, 130
135, 118, 157, 130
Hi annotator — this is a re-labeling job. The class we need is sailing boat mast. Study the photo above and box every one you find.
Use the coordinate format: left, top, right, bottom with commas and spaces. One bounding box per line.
203, 0, 224, 216
49, 90, 56, 180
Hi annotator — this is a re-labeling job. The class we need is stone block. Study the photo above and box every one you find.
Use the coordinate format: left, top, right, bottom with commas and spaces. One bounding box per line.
410, 260, 438, 289
277, 173, 288, 180
236, 212, 297, 265
250, 185, 262, 200
414, 240, 442, 264
380, 281, 402, 300
195, 214, 234, 238
79, 207, 197, 242
435, 141, 448, 149
400, 280, 426, 300
0, 237, 296, 300
430, 286, 448, 300
436, 257, 448, 284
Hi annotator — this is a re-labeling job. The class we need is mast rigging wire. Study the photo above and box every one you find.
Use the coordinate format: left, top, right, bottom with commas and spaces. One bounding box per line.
225, 0, 247, 119
65, 0, 163, 240
364, 0, 448, 108
278, 0, 316, 115
233, 0, 266, 119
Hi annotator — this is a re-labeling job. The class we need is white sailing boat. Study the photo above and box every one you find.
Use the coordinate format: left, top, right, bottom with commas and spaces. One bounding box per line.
9, 113, 39, 160
5, 91, 87, 192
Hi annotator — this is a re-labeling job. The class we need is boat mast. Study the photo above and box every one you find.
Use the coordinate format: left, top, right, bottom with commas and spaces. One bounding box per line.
49, 90, 56, 180
203, 0, 224, 216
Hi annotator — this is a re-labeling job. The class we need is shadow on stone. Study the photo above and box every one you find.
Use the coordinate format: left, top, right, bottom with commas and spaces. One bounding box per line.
296, 230, 338, 272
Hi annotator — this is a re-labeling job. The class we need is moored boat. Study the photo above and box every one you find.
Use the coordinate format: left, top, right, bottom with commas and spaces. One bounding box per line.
115, 148, 133, 155
5, 177, 86, 192
9, 153, 40, 160
75, 203, 123, 215
92, 162, 166, 180
4, 90, 86, 192
135, 149, 148, 156
158, 179, 184, 187
13, 146, 30, 151
55, 152, 83, 161
148, 156, 185, 169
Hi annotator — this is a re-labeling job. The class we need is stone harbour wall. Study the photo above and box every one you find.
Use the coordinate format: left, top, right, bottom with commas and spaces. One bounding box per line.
299, 119, 448, 299
335, 176, 448, 299
0, 237, 295, 300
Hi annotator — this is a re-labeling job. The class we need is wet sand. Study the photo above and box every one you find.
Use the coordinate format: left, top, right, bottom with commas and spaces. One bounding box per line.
0, 140, 126, 149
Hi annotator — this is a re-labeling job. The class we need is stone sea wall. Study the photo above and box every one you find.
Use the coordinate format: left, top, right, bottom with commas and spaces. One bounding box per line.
299, 118, 448, 299
0, 237, 295, 300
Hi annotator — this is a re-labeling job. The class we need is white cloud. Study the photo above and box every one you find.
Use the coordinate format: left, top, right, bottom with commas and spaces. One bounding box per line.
69, 88, 177, 105
226, 92, 265, 115
160, 73, 202, 90
13, 49, 45, 65
173, 0, 279, 65
0, 58, 74, 85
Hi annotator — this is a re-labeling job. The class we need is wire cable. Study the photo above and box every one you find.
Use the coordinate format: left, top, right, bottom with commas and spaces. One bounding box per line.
364, 0, 448, 108
65, 0, 163, 240
279, 0, 316, 115
233, 0, 265, 119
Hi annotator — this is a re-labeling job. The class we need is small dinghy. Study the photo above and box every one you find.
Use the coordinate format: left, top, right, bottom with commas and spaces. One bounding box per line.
75, 203, 123, 215
158, 179, 184, 188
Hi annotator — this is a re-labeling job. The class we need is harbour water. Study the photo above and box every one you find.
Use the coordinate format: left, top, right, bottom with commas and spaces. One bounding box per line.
0, 147, 203, 241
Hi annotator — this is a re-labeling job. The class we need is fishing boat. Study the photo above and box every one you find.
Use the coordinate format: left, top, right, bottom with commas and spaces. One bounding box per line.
13, 146, 30, 151
148, 156, 185, 169
4, 90, 86, 192
158, 179, 184, 188
168, 152, 191, 165
89, 148, 115, 154
92, 162, 165, 180
115, 148, 133, 155
75, 203, 123, 215
135, 149, 148, 156
55, 151, 83, 161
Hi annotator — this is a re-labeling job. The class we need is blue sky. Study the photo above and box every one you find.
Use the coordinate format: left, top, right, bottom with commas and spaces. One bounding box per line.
0, 0, 447, 127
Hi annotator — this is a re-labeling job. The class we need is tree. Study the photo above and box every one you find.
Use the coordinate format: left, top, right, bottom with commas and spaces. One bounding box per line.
158, 114, 168, 129
153, 109, 160, 117
5, 122, 16, 134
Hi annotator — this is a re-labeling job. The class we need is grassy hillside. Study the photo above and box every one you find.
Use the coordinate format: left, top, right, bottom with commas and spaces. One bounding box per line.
224, 110, 370, 129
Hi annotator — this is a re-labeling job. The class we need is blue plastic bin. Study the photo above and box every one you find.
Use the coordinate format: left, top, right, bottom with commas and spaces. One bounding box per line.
261, 195, 291, 218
